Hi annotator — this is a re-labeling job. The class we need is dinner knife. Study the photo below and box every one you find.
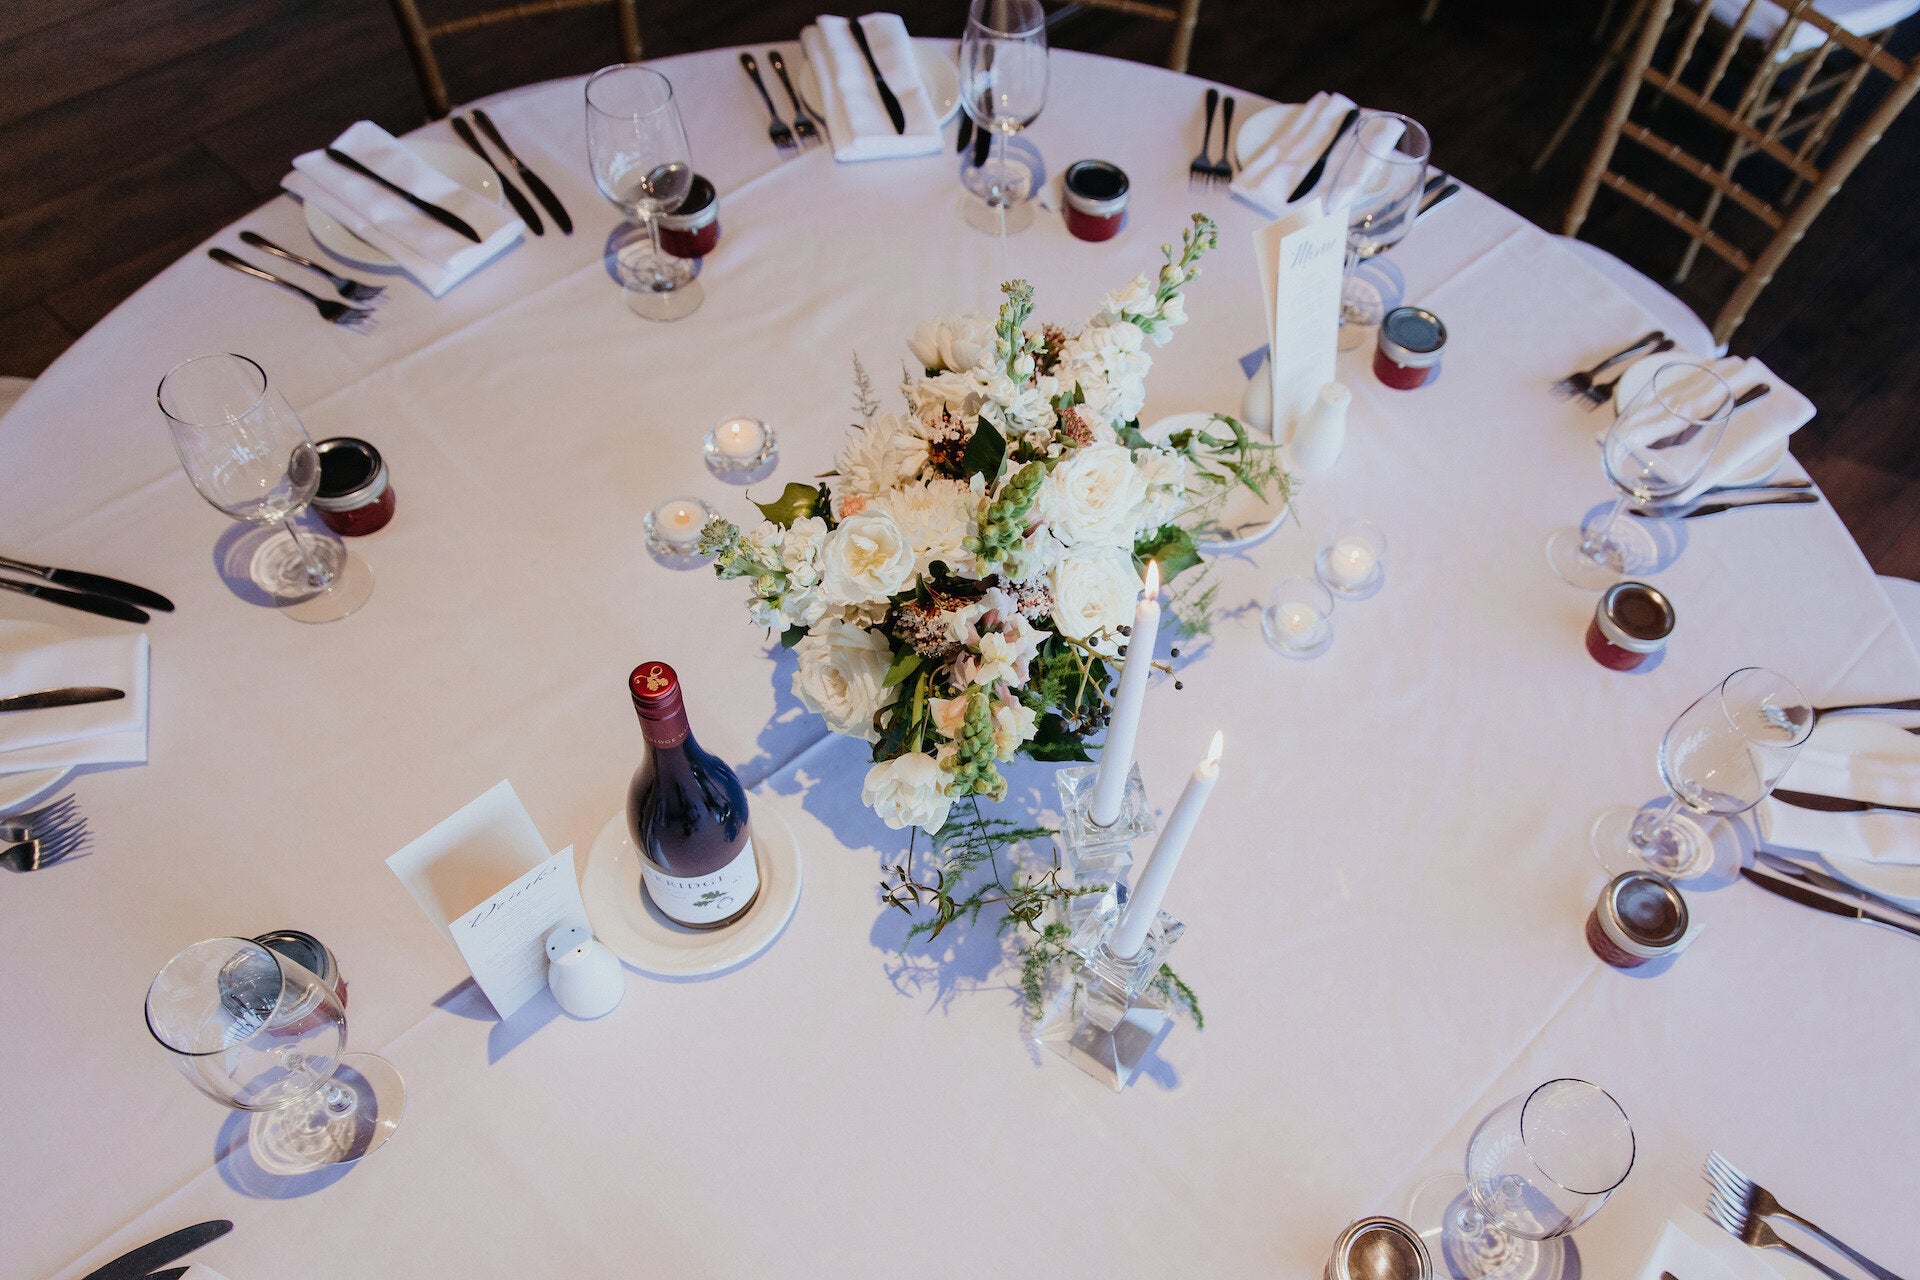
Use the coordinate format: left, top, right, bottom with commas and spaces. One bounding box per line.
973, 115, 992, 167
1753, 849, 1920, 920
956, 112, 973, 154
472, 109, 574, 235
1288, 106, 1359, 202
449, 115, 543, 234
323, 147, 481, 243
1741, 865, 1920, 939
0, 687, 125, 714
0, 553, 173, 612
82, 1219, 232, 1280
1773, 787, 1920, 816
0, 577, 149, 624
1633, 491, 1823, 519
847, 20, 907, 134
1417, 180, 1460, 219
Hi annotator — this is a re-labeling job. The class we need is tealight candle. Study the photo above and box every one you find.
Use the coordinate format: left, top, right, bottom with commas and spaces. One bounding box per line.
1262, 577, 1334, 660
645, 495, 716, 561
713, 417, 765, 460
1329, 542, 1375, 587
1315, 518, 1387, 600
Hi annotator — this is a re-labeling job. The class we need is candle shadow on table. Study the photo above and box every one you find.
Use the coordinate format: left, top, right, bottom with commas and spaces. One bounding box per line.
430, 976, 562, 1063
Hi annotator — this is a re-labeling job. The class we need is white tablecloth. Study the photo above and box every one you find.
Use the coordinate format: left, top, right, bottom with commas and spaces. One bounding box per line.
4, 46, 1917, 1280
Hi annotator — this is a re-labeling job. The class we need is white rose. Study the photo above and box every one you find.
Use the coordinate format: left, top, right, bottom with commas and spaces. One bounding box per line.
1040, 442, 1150, 549
820, 513, 916, 605
791, 620, 897, 743
1051, 546, 1144, 640
862, 752, 954, 833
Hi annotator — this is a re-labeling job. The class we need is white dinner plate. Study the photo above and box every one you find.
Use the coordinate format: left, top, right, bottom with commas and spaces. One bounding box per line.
1233, 101, 1306, 171
1761, 717, 1920, 906
581, 804, 802, 977
794, 44, 961, 129
1610, 352, 1790, 488
305, 139, 503, 268
1139, 412, 1289, 553
0, 618, 78, 814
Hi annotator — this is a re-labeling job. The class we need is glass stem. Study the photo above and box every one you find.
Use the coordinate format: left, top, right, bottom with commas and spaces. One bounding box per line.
281, 516, 333, 590
991, 126, 1008, 206
643, 211, 665, 288
1633, 795, 1685, 849
1580, 495, 1631, 561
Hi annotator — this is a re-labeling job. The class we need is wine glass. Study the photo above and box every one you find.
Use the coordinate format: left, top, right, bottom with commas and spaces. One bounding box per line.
1593, 667, 1813, 880
586, 64, 701, 321
145, 937, 405, 1173
1410, 1079, 1635, 1279
959, 0, 1048, 237
158, 353, 374, 624
1322, 112, 1430, 344
1546, 360, 1733, 590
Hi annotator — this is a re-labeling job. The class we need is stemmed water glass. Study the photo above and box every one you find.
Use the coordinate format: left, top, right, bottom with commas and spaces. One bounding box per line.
145, 937, 404, 1173
159, 353, 374, 624
1546, 360, 1733, 590
1410, 1079, 1635, 1279
1322, 112, 1430, 342
1593, 667, 1813, 880
959, 0, 1048, 237
586, 64, 701, 321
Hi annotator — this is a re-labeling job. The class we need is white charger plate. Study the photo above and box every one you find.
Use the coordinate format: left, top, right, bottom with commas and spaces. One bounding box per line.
305, 139, 503, 268
1233, 101, 1306, 170
0, 618, 78, 814
581, 804, 801, 977
1140, 412, 1289, 553
794, 44, 961, 129
1610, 352, 1789, 487
1761, 717, 1920, 906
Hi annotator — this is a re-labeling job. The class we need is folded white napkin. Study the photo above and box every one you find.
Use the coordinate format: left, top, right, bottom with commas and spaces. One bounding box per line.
1762, 719, 1920, 866
283, 120, 523, 297
800, 14, 941, 162
1229, 92, 1357, 216
0, 634, 148, 774
1634, 1208, 1795, 1278
1599, 354, 1814, 500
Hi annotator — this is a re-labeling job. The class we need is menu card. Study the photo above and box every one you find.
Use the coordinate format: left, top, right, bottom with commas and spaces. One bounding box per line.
387, 780, 589, 1019
1252, 198, 1345, 442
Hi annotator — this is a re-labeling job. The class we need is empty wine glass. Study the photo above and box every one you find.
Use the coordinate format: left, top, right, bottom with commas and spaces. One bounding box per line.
1410, 1079, 1635, 1279
1546, 360, 1733, 590
145, 937, 405, 1173
959, 0, 1048, 237
159, 353, 374, 624
586, 64, 701, 321
1593, 667, 1813, 880
1323, 112, 1429, 342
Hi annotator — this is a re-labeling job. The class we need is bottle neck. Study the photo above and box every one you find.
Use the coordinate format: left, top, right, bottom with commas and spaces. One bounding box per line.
635, 699, 691, 750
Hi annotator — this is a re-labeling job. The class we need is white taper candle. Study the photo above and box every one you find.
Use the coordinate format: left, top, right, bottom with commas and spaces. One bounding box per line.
1089, 561, 1161, 827
1111, 730, 1223, 959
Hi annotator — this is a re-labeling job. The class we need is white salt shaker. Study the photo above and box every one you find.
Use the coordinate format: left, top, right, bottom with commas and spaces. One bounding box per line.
1239, 351, 1274, 435
1289, 381, 1350, 473
545, 924, 625, 1019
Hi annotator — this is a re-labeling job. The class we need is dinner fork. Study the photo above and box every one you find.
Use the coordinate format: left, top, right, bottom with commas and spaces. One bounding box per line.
237, 232, 385, 303
1704, 1163, 1893, 1280
1580, 336, 1677, 407
0, 792, 79, 843
740, 53, 798, 156
1552, 329, 1663, 400
207, 250, 377, 331
1190, 88, 1220, 190
1210, 95, 1236, 185
766, 50, 820, 149
1, 825, 89, 872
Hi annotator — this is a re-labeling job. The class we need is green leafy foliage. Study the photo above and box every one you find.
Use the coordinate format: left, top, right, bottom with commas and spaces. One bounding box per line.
1135, 524, 1202, 584
753, 481, 828, 527
959, 418, 1007, 483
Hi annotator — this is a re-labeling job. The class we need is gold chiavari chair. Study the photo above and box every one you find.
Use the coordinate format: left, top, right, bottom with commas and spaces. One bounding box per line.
1561, 0, 1920, 346
1049, 0, 1204, 73
386, 0, 642, 119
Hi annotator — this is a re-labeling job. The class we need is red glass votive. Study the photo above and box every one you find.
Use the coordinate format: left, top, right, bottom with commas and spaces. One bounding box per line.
1062, 160, 1129, 242
1585, 580, 1674, 672
658, 175, 720, 259
1587, 872, 1688, 970
1373, 306, 1446, 389
312, 437, 395, 537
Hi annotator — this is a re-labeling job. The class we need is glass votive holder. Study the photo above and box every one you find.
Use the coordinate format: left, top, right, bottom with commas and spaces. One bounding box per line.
658, 175, 720, 259
703, 416, 777, 477
1262, 577, 1334, 659
1316, 518, 1387, 600
644, 495, 716, 562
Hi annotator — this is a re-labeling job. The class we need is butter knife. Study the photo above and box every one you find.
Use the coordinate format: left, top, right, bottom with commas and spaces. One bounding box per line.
471, 110, 573, 235
323, 147, 481, 242
1289, 106, 1359, 202
847, 20, 906, 134
1741, 864, 1920, 938
0, 687, 124, 714
1773, 788, 1920, 816
83, 1219, 233, 1280
450, 115, 542, 234
0, 553, 173, 612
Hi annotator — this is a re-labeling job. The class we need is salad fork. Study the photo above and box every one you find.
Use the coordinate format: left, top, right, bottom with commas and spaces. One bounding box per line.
238, 232, 385, 302
766, 50, 820, 149
1, 825, 90, 872
1706, 1152, 1903, 1280
740, 53, 798, 156
207, 250, 377, 331
1210, 95, 1236, 185
1190, 88, 1220, 190
1580, 336, 1678, 407
0, 792, 79, 843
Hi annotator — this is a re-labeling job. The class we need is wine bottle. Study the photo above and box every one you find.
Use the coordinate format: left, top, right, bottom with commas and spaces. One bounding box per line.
626, 661, 759, 929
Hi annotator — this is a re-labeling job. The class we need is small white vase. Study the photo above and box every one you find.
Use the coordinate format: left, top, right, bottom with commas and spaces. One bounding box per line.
1239, 352, 1274, 436
545, 924, 625, 1019
1289, 381, 1350, 473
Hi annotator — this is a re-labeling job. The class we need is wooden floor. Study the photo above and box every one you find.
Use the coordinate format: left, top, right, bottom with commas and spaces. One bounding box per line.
3, 0, 1916, 575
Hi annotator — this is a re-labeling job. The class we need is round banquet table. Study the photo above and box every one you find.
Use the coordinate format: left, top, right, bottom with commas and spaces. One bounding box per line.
5, 43, 1919, 1280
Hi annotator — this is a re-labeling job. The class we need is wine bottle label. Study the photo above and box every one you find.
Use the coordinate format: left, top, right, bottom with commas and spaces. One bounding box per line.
640, 839, 759, 925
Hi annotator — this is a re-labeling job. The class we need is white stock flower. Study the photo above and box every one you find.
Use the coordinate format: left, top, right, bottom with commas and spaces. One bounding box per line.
780, 516, 827, 570
871, 479, 978, 577
791, 620, 897, 743
1003, 527, 1060, 582
1050, 546, 1144, 640
907, 314, 997, 373
929, 694, 968, 741
992, 701, 1038, 760
820, 513, 916, 605
1058, 320, 1151, 428
832, 415, 928, 515
1133, 446, 1189, 532
1098, 274, 1156, 325
741, 520, 783, 562
904, 369, 988, 422
862, 752, 954, 833
1040, 442, 1150, 549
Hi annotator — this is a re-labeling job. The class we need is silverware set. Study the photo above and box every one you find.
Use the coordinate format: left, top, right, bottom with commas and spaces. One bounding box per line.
1188, 88, 1236, 189
1417, 170, 1460, 221
81, 1219, 232, 1280
1746, 849, 1920, 941
239, 232, 384, 302
1552, 330, 1665, 401
1705, 1152, 1902, 1279
0, 551, 172, 623
1, 792, 89, 873
209, 247, 379, 331
742, 50, 821, 155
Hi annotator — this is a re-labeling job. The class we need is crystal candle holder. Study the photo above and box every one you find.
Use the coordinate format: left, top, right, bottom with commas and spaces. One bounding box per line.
703, 416, 778, 479
1262, 576, 1335, 659
644, 495, 716, 565
1316, 518, 1387, 600
1054, 761, 1154, 876
1036, 896, 1186, 1091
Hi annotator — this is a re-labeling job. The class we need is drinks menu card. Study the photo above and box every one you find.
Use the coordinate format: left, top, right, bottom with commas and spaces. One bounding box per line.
387, 780, 591, 1019
1253, 198, 1345, 442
